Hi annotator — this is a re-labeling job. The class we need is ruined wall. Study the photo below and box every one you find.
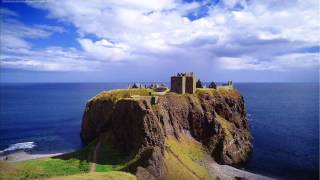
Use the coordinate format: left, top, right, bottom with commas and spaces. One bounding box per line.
171, 76, 185, 94
185, 76, 196, 94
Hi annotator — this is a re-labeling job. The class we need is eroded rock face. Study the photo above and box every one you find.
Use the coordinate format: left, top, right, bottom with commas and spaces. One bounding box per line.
80, 90, 252, 178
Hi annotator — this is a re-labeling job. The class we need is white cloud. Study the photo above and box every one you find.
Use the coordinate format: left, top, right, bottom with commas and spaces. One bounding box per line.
77, 38, 131, 61
2, 0, 319, 74
274, 52, 320, 69
1, 18, 65, 49
1, 47, 101, 72
0, 11, 94, 72
219, 57, 282, 71
1, 34, 30, 49
219, 52, 319, 71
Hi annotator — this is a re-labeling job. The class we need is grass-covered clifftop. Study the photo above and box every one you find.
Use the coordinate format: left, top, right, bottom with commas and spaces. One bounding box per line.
92, 89, 155, 101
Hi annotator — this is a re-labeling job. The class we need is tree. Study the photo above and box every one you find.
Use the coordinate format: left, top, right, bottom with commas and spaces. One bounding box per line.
196, 79, 203, 88
209, 82, 217, 89
132, 83, 138, 88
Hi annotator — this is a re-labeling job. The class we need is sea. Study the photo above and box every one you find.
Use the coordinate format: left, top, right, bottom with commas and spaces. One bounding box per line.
0, 83, 318, 180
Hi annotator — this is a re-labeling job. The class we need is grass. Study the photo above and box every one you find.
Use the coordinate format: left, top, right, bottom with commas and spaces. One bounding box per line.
0, 135, 146, 179
0, 158, 90, 180
94, 141, 124, 172
92, 89, 155, 102
0, 140, 96, 179
94, 142, 150, 173
195, 87, 240, 99
0, 161, 21, 180
19, 158, 89, 177
215, 113, 235, 139
49, 171, 136, 180
195, 88, 218, 96
94, 142, 134, 172
164, 135, 211, 180
0, 137, 142, 179
216, 88, 240, 98
185, 94, 203, 111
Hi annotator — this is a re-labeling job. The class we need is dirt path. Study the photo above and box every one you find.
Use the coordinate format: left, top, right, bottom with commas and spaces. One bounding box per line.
90, 140, 101, 172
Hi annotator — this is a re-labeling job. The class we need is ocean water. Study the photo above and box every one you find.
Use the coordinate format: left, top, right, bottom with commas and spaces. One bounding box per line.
237, 83, 319, 180
0, 83, 318, 179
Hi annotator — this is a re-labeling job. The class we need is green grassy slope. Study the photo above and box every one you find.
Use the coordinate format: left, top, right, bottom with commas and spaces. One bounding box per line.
49, 172, 136, 180
164, 135, 211, 180
0, 138, 138, 179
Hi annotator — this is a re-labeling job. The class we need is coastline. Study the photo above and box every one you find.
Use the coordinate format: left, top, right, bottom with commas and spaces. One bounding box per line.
1, 150, 274, 179
208, 161, 274, 180
0, 151, 64, 163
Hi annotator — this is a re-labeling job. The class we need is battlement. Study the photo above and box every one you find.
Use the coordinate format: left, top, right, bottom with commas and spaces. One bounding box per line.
175, 72, 195, 77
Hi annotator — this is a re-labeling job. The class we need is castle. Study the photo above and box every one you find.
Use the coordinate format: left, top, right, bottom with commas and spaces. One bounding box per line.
171, 72, 196, 94
127, 72, 233, 95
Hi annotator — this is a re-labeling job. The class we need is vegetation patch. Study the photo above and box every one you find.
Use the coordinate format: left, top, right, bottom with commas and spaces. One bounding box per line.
196, 87, 240, 99
0, 140, 98, 179
195, 88, 218, 96
49, 171, 136, 180
87, 134, 147, 173
164, 135, 210, 180
185, 94, 203, 111
18, 158, 89, 178
0, 161, 21, 180
92, 89, 155, 102
0, 158, 90, 180
215, 113, 235, 139
94, 142, 141, 172
216, 88, 240, 98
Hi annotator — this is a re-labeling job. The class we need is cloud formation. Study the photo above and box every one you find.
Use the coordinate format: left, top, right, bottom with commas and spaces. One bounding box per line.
0, 0, 319, 81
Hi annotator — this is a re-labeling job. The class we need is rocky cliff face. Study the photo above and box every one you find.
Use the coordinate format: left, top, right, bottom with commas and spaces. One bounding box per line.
80, 89, 252, 179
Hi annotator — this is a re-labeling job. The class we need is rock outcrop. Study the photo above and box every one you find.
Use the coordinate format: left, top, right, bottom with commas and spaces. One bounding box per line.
80, 89, 252, 179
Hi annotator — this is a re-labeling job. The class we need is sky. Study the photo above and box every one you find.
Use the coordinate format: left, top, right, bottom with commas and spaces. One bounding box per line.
0, 0, 319, 82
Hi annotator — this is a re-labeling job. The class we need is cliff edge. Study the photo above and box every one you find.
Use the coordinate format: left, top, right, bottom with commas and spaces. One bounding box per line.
80, 88, 252, 179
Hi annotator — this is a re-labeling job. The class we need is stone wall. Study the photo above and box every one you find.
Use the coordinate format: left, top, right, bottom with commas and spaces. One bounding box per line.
185, 76, 196, 94
171, 76, 185, 94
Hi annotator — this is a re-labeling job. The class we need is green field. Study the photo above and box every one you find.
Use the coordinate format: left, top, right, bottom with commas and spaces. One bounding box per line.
50, 172, 136, 180
0, 138, 135, 179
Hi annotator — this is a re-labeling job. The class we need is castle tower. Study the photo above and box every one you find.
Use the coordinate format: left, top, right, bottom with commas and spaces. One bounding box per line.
170, 72, 196, 94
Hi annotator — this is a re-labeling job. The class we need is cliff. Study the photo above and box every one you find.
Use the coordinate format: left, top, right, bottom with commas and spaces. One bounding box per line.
80, 88, 252, 179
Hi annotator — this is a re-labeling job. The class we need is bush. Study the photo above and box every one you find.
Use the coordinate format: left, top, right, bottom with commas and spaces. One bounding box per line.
208, 82, 217, 89
196, 79, 203, 88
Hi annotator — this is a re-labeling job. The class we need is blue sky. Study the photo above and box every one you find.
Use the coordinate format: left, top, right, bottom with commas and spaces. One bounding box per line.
0, 0, 319, 82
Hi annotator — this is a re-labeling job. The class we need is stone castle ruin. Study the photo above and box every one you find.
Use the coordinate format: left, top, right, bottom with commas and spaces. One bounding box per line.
171, 72, 196, 94
128, 72, 233, 95
222, 80, 234, 88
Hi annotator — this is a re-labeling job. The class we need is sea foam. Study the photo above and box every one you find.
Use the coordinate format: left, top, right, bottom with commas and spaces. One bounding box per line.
0, 142, 36, 154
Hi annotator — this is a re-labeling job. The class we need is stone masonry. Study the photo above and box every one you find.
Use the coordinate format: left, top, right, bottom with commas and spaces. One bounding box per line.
171, 72, 196, 94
